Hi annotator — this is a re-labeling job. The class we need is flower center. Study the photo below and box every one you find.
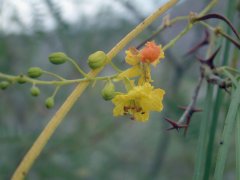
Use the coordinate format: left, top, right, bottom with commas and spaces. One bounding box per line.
123, 104, 145, 120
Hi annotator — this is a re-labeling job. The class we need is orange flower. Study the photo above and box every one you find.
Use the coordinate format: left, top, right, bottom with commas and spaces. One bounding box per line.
140, 41, 164, 65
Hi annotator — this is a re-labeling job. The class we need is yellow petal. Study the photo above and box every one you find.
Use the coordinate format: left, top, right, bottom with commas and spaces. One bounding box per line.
112, 95, 126, 116
125, 49, 140, 66
151, 59, 160, 67
140, 88, 165, 112
123, 78, 135, 91
117, 65, 142, 79
134, 112, 149, 122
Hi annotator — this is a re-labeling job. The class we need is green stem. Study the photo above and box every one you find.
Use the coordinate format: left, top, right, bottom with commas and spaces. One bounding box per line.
203, 87, 223, 179
110, 61, 123, 72
52, 86, 60, 98
213, 83, 240, 180
193, 85, 213, 180
236, 111, 240, 180
222, 69, 238, 86
162, 24, 192, 51
217, 66, 240, 75
137, 16, 188, 48
198, 0, 218, 16
221, 0, 237, 66
162, 0, 219, 51
0, 72, 117, 86
199, 22, 240, 49
42, 70, 66, 80
67, 57, 88, 77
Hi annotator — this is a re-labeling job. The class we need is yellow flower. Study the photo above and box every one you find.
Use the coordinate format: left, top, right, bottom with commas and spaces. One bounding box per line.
112, 83, 165, 122
117, 41, 164, 82
140, 41, 165, 66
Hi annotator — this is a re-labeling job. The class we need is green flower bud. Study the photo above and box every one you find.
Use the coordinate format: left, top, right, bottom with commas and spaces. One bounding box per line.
45, 97, 54, 109
30, 86, 40, 97
87, 51, 108, 69
0, 81, 10, 90
17, 75, 27, 84
101, 81, 115, 101
28, 67, 43, 78
49, 52, 68, 65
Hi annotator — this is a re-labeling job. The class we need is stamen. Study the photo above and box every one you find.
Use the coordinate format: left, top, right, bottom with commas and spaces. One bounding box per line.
124, 106, 130, 112
136, 107, 142, 112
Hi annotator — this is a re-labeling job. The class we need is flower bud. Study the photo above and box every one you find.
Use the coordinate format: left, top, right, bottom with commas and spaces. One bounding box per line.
30, 86, 40, 97
49, 52, 68, 65
87, 51, 108, 69
17, 75, 27, 84
45, 97, 54, 109
28, 67, 43, 78
101, 81, 115, 101
0, 81, 10, 90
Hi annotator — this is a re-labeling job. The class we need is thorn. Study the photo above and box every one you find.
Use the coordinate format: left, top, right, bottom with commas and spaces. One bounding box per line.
164, 117, 188, 132
178, 106, 203, 113
196, 46, 221, 69
185, 30, 209, 56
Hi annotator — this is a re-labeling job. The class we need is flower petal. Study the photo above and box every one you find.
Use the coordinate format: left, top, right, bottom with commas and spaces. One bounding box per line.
140, 88, 165, 111
117, 65, 142, 79
134, 112, 149, 122
125, 48, 140, 66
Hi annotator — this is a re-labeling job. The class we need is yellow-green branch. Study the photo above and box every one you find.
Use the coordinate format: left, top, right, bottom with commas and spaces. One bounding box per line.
11, 0, 179, 179
162, 0, 219, 51
0, 72, 117, 86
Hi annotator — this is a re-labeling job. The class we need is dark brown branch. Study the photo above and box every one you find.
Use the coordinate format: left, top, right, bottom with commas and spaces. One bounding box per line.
195, 13, 240, 40
204, 73, 232, 92
184, 30, 210, 56
164, 76, 203, 134
197, 46, 221, 69
177, 76, 204, 125
218, 30, 240, 49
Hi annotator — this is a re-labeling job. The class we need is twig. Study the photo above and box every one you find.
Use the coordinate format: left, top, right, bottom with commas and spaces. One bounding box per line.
177, 76, 203, 125
195, 13, 240, 40
136, 16, 188, 49
184, 30, 210, 56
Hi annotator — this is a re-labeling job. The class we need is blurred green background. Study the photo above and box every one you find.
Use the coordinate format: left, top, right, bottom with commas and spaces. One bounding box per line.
0, 0, 238, 179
